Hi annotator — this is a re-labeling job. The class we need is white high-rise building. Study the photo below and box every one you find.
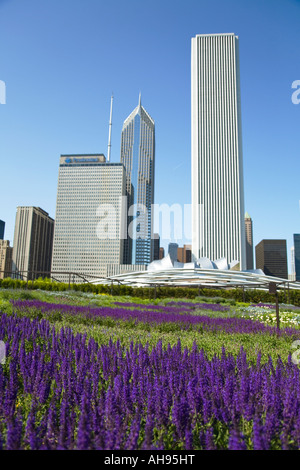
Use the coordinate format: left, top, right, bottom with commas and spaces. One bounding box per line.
290, 246, 296, 281
191, 33, 246, 269
51, 154, 127, 282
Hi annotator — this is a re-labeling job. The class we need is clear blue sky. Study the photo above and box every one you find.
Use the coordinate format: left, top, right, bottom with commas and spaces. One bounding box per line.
0, 0, 299, 271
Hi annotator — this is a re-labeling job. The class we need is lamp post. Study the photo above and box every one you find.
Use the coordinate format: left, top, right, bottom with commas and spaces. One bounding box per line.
269, 282, 280, 333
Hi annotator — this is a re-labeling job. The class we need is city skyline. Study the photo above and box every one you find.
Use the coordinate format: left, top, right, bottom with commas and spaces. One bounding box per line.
0, 0, 299, 274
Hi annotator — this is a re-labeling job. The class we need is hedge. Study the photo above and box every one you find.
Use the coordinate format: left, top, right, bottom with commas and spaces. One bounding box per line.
0, 276, 299, 306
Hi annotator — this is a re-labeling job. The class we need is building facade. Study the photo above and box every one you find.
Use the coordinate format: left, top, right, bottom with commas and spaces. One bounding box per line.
177, 244, 192, 263
0, 220, 5, 240
12, 207, 54, 280
245, 212, 254, 270
191, 33, 246, 269
51, 154, 127, 282
0, 240, 13, 279
294, 234, 300, 281
120, 95, 155, 266
168, 242, 179, 263
290, 246, 296, 281
106, 264, 147, 277
153, 233, 160, 260
255, 239, 288, 279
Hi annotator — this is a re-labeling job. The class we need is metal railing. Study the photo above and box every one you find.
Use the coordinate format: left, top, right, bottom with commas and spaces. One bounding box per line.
1, 271, 299, 328
0, 270, 103, 287
0, 269, 298, 294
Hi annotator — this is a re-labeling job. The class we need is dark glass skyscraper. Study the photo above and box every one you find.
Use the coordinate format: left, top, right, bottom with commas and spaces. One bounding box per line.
120, 95, 155, 265
255, 239, 288, 279
0, 220, 5, 240
168, 242, 179, 263
153, 233, 160, 261
294, 234, 300, 281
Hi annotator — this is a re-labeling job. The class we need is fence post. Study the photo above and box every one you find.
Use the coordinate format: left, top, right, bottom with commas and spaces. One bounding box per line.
269, 282, 280, 334
276, 291, 280, 332
284, 284, 287, 303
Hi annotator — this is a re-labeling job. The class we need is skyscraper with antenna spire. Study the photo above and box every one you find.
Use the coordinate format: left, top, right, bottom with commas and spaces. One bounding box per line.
120, 94, 155, 265
107, 94, 113, 162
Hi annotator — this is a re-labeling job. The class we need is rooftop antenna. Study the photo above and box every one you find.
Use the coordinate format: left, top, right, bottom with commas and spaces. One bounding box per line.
107, 94, 113, 162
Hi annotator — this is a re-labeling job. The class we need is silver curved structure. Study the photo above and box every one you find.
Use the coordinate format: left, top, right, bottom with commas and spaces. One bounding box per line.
90, 255, 300, 290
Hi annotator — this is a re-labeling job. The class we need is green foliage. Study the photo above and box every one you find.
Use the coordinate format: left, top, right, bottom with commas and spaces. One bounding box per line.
1, 284, 299, 450
0, 276, 299, 306
1, 287, 297, 365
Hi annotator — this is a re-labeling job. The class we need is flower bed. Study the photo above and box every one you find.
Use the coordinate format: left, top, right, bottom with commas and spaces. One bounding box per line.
10, 299, 297, 336
0, 313, 300, 450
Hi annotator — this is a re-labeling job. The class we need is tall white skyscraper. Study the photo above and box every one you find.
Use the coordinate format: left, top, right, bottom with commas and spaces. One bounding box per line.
191, 33, 246, 269
291, 246, 296, 281
120, 95, 155, 265
51, 154, 127, 282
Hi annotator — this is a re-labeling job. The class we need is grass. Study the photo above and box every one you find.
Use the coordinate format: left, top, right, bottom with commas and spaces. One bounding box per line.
1, 287, 299, 365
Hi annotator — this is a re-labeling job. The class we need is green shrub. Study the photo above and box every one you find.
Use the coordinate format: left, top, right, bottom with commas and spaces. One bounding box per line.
0, 276, 299, 306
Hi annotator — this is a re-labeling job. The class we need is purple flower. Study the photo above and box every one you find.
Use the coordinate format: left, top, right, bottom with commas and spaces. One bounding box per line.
228, 428, 247, 450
